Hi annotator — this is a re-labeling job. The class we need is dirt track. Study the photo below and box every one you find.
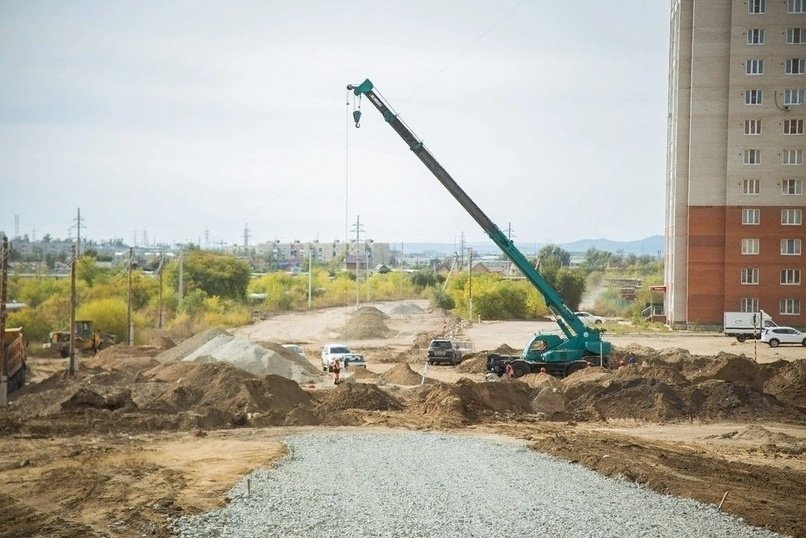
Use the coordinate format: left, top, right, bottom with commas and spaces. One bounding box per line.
1, 301, 805, 537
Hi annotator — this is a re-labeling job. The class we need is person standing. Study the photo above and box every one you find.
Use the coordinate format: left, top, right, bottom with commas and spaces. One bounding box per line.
332, 358, 342, 385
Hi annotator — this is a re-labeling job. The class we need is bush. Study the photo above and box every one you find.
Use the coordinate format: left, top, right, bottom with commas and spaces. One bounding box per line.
431, 288, 454, 310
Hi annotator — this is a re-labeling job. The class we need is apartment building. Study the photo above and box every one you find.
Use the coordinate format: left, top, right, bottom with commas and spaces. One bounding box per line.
667, 0, 806, 329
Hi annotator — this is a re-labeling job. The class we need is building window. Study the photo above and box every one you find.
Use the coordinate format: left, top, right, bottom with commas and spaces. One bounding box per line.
741, 298, 759, 312
787, 28, 806, 44
745, 89, 763, 104
742, 238, 760, 255
746, 59, 764, 75
781, 238, 802, 255
748, 28, 766, 44
781, 268, 802, 285
741, 268, 760, 285
783, 149, 803, 164
742, 208, 761, 224
785, 119, 804, 134
744, 149, 761, 164
779, 299, 801, 315
785, 89, 805, 105
789, 0, 806, 13
743, 178, 761, 194
749, 0, 766, 13
782, 208, 803, 224
782, 178, 804, 194
746, 119, 762, 134
786, 58, 806, 75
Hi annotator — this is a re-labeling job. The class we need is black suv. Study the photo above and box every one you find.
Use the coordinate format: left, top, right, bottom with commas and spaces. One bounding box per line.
427, 339, 462, 366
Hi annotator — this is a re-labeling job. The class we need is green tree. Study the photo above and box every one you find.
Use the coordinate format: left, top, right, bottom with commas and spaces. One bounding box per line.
171, 251, 250, 301
536, 244, 571, 272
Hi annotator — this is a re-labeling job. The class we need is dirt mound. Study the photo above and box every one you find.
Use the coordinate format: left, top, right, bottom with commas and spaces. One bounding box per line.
340, 307, 393, 339
82, 354, 160, 373
179, 334, 324, 383
681, 379, 796, 422
687, 353, 775, 390
149, 336, 176, 350
456, 354, 486, 374
315, 383, 403, 412
155, 328, 227, 363
348, 368, 380, 380
763, 360, 806, 407
493, 343, 517, 354
381, 363, 435, 385
95, 345, 162, 360
59, 388, 137, 412
410, 331, 440, 351
139, 363, 316, 423
520, 372, 563, 390
718, 425, 801, 444
388, 302, 424, 315
530, 386, 567, 417
416, 378, 534, 424
614, 363, 690, 386
355, 305, 390, 319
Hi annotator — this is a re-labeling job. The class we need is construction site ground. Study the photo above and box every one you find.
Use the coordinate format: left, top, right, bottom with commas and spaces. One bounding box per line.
1, 300, 804, 537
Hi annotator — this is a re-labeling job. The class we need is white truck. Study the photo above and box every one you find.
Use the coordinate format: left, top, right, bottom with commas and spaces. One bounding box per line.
723, 311, 777, 342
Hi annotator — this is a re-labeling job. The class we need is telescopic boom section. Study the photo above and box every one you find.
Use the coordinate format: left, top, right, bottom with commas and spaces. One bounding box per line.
347, 79, 590, 339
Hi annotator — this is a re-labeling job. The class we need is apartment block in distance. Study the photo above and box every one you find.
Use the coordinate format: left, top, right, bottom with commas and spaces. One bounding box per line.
667, 0, 805, 329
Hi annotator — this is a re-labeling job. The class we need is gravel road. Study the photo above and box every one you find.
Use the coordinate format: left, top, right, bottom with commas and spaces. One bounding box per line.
174, 431, 782, 538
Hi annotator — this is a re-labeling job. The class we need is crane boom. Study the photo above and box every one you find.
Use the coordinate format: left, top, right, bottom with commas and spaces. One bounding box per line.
347, 78, 610, 374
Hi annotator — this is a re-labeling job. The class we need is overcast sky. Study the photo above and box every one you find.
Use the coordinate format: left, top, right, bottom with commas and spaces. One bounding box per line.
1, 1, 670, 248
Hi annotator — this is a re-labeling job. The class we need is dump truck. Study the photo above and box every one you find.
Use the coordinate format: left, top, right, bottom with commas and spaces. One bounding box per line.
347, 78, 610, 377
48, 320, 116, 358
3, 327, 28, 393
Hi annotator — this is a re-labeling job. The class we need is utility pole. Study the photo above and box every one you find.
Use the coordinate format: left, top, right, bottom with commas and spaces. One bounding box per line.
68, 245, 77, 374
127, 248, 133, 346
351, 215, 364, 307
0, 236, 8, 406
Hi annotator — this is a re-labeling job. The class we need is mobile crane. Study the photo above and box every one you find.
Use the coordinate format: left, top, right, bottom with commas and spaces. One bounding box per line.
347, 78, 611, 377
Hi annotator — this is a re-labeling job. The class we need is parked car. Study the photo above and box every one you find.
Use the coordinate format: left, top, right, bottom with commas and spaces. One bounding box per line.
281, 344, 306, 358
427, 339, 463, 366
321, 343, 366, 371
760, 326, 806, 347
575, 311, 604, 326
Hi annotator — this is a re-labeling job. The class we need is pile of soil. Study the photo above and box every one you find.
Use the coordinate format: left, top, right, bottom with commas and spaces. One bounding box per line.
179, 334, 324, 383
347, 368, 380, 381
416, 378, 534, 424
493, 343, 518, 355
340, 306, 393, 339
456, 354, 486, 374
155, 328, 227, 363
763, 360, 806, 407
315, 383, 403, 412
380, 363, 435, 385
149, 336, 176, 350
519, 372, 563, 390
553, 360, 805, 423
388, 302, 424, 316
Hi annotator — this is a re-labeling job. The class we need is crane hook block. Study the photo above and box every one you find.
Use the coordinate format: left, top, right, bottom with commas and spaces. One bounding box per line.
353, 110, 362, 128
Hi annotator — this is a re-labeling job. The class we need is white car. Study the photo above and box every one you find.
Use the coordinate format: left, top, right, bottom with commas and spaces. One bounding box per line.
321, 343, 366, 371
760, 326, 806, 347
575, 311, 604, 326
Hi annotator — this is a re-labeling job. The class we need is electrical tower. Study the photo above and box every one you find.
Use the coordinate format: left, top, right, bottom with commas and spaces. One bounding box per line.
243, 223, 250, 250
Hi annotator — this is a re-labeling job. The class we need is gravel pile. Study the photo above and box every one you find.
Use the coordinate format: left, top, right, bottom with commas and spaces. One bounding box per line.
174, 431, 781, 538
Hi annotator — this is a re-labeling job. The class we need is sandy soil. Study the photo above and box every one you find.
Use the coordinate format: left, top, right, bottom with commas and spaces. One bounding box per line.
2, 301, 805, 538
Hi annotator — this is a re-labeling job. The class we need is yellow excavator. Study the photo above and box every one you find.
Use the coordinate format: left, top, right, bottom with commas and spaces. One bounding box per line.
48, 320, 116, 358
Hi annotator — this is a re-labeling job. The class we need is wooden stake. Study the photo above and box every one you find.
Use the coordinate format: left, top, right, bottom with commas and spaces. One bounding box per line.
718, 491, 729, 510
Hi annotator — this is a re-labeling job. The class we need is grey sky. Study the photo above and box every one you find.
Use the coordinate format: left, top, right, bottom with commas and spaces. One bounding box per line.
1, 1, 670, 247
